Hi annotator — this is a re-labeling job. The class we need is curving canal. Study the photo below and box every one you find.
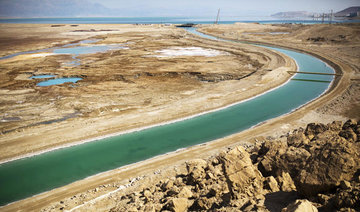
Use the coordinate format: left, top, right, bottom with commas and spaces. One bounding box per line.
0, 28, 335, 206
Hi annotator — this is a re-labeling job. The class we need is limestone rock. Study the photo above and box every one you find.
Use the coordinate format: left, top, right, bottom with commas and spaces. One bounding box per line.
167, 186, 180, 197
340, 180, 352, 190
342, 119, 357, 131
287, 131, 309, 147
295, 133, 359, 196
209, 164, 223, 177
127, 206, 138, 212
258, 157, 273, 176
281, 199, 318, 212
317, 194, 331, 205
173, 177, 184, 187
161, 179, 174, 191
264, 176, 280, 192
305, 123, 328, 140
177, 186, 193, 198
143, 189, 152, 201
186, 159, 207, 172
277, 172, 296, 192
327, 121, 343, 131
258, 121, 360, 197
166, 198, 189, 212
339, 128, 357, 142
186, 159, 207, 185
333, 187, 360, 210
219, 146, 263, 198
190, 197, 217, 210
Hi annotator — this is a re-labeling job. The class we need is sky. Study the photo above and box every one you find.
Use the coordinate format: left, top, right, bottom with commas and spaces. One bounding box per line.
87, 0, 360, 16
0, 0, 358, 18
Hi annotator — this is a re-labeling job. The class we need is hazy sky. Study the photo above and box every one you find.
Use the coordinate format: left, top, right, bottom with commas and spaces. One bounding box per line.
87, 0, 359, 16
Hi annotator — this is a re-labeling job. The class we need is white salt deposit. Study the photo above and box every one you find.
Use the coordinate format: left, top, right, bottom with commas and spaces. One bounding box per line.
28, 53, 54, 58
152, 47, 227, 58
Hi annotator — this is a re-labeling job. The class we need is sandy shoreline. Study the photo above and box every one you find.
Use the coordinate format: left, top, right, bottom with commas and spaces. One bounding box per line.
1, 23, 357, 211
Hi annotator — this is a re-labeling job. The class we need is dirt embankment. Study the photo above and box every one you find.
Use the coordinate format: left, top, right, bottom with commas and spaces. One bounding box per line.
39, 120, 360, 212
0, 24, 295, 162
198, 23, 360, 122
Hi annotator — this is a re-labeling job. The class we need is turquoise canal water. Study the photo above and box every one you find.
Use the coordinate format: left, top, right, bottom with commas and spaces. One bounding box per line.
0, 28, 335, 206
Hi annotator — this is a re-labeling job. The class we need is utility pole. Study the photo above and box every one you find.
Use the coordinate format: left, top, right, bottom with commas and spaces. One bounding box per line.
329, 9, 333, 24
321, 13, 325, 24
215, 9, 220, 24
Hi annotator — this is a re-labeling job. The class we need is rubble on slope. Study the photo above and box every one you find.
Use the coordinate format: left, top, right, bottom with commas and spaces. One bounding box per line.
107, 120, 359, 212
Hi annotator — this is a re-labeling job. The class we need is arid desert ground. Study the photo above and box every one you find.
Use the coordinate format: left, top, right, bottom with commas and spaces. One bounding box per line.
0, 23, 359, 211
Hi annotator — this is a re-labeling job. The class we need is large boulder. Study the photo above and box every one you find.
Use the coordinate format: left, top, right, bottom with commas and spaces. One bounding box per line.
295, 134, 359, 196
218, 146, 263, 199
257, 121, 360, 197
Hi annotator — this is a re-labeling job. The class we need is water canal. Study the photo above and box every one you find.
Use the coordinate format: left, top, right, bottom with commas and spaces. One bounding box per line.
0, 28, 335, 206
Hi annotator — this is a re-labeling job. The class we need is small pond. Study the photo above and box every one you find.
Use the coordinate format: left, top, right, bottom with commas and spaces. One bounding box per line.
37, 77, 82, 87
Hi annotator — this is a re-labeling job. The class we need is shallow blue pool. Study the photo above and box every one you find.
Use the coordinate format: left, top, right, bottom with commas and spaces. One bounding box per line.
37, 77, 82, 86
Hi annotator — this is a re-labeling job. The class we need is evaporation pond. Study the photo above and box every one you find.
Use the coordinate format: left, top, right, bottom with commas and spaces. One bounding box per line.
53, 45, 126, 55
30, 75, 55, 79
37, 78, 82, 86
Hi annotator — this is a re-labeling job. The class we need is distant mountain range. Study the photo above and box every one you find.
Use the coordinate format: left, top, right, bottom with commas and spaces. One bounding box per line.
334, 6, 360, 17
272, 7, 360, 19
0, 0, 117, 17
1, 1, 359, 19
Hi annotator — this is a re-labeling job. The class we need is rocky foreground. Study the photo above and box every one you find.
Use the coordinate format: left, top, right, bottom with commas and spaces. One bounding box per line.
109, 120, 360, 212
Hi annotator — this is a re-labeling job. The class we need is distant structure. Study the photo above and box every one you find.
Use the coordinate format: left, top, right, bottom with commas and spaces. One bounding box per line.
312, 10, 333, 24
334, 6, 360, 18
214, 9, 220, 24
176, 23, 197, 28
329, 10, 333, 24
